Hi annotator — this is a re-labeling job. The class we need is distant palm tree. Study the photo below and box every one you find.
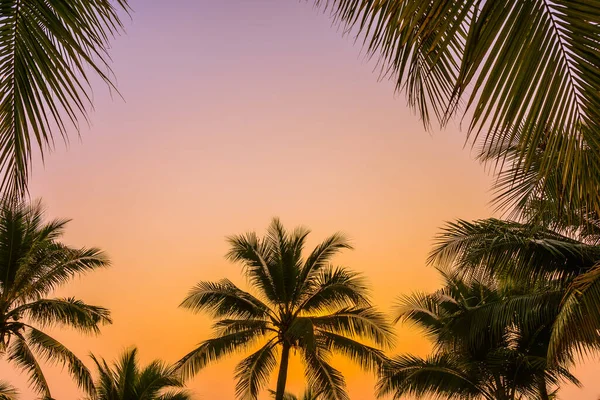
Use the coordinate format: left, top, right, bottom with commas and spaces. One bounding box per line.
0, 200, 111, 397
0, 382, 18, 400
177, 218, 394, 400
0, 0, 129, 197
378, 271, 579, 400
86, 347, 191, 400
313, 0, 600, 215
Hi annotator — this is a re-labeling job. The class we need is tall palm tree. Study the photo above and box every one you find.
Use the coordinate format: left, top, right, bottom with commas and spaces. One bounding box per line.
177, 218, 394, 400
0, 382, 18, 400
428, 218, 600, 362
0, 0, 129, 197
86, 347, 191, 400
0, 199, 111, 397
312, 0, 600, 215
378, 271, 579, 400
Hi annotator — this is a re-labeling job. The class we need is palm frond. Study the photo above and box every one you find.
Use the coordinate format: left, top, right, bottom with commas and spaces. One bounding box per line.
317, 331, 386, 372
297, 267, 370, 314
312, 0, 600, 215
429, 218, 599, 282
0, 0, 129, 196
0, 381, 18, 400
175, 330, 269, 380
180, 279, 271, 319
234, 339, 278, 400
25, 327, 95, 395
550, 262, 600, 361
376, 353, 482, 400
303, 349, 348, 400
6, 334, 50, 397
15, 297, 111, 333
310, 307, 395, 348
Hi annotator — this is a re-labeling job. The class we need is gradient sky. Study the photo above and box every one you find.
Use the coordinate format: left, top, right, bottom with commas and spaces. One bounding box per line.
1, 1, 598, 399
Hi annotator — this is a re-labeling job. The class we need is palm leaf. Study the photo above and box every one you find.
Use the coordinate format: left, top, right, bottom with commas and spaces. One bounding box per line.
0, 0, 129, 197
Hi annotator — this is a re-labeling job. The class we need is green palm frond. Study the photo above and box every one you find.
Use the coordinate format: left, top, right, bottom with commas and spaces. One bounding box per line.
317, 331, 386, 372
310, 307, 395, 348
313, 0, 600, 215
235, 339, 278, 400
6, 334, 49, 397
15, 297, 111, 334
25, 327, 94, 394
180, 279, 271, 319
550, 262, 600, 361
0, 381, 18, 400
297, 267, 370, 314
0, 0, 129, 197
429, 218, 599, 282
377, 353, 482, 400
303, 349, 348, 400
176, 330, 268, 380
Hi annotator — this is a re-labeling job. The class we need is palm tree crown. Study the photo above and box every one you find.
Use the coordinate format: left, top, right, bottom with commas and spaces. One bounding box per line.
177, 218, 394, 400
378, 271, 579, 400
86, 347, 191, 400
0, 200, 111, 397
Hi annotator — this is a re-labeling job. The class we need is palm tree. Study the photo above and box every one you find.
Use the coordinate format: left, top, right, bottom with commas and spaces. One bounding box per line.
378, 271, 579, 400
269, 388, 322, 400
428, 217, 600, 361
0, 199, 111, 397
312, 0, 600, 215
86, 347, 191, 400
177, 218, 394, 400
0, 0, 129, 197
0, 382, 18, 400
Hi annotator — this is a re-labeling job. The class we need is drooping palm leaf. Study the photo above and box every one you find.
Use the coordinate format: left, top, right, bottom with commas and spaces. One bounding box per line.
312, 0, 600, 215
0, 0, 129, 197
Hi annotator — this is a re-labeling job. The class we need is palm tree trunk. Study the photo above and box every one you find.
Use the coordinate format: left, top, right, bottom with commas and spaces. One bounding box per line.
275, 342, 291, 400
539, 380, 550, 400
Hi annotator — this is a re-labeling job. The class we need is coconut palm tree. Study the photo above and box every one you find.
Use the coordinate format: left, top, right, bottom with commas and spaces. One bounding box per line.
0, 382, 18, 400
0, 0, 129, 197
85, 347, 191, 400
313, 0, 600, 215
177, 218, 394, 400
269, 388, 322, 400
378, 271, 579, 400
429, 217, 600, 361
0, 199, 111, 397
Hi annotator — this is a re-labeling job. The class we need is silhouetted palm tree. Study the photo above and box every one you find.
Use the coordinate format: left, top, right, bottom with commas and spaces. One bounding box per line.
177, 218, 394, 400
0, 200, 111, 397
378, 271, 579, 400
86, 347, 190, 400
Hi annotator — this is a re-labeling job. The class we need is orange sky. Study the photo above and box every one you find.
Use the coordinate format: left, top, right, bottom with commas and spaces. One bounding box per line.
1, 1, 598, 399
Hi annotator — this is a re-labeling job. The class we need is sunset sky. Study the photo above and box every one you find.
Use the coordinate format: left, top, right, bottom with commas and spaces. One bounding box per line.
1, 1, 598, 399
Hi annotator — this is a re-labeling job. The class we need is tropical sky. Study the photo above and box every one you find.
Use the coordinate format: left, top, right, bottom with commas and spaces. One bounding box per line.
1, 1, 598, 399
